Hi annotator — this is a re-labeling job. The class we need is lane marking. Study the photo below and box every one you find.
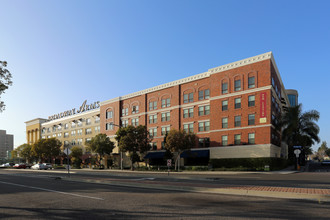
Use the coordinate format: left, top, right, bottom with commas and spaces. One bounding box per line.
0, 180, 104, 200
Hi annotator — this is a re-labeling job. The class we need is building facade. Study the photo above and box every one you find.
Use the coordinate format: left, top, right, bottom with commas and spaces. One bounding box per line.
26, 52, 295, 166
25, 101, 101, 152
0, 130, 14, 159
100, 52, 292, 162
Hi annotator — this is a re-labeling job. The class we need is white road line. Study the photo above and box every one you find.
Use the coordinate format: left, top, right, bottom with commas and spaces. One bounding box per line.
0, 180, 104, 200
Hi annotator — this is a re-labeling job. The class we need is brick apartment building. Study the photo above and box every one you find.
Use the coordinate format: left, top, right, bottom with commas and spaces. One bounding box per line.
100, 52, 293, 165
25, 52, 295, 167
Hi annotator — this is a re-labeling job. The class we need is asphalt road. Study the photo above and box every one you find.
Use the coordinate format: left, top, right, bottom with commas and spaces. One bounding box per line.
1, 170, 330, 219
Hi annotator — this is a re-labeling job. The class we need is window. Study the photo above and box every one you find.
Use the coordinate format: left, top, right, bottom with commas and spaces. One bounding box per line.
58, 133, 62, 138
106, 111, 113, 119
71, 130, 76, 136
234, 116, 241, 127
77, 138, 83, 145
122, 108, 128, 116
161, 126, 170, 135
149, 128, 157, 137
95, 126, 100, 133
234, 79, 241, 91
198, 105, 210, 116
53, 134, 56, 137
42, 128, 46, 134
122, 119, 128, 127
58, 125, 62, 131
222, 82, 228, 94
198, 89, 210, 100
149, 101, 157, 110
71, 139, 76, 146
248, 76, 255, 88
85, 138, 92, 143
77, 120, 82, 127
64, 141, 69, 147
248, 133, 255, 144
198, 121, 210, 132
248, 95, 255, 107
161, 98, 170, 108
47, 128, 51, 133
64, 132, 69, 138
149, 114, 157, 124
183, 123, 194, 133
77, 129, 83, 135
222, 100, 228, 111
132, 105, 139, 114
86, 118, 91, 125
222, 117, 228, 128
183, 108, 194, 118
85, 128, 92, 135
235, 98, 241, 109
132, 118, 139, 126
248, 114, 255, 125
106, 123, 114, 130
161, 112, 170, 122
150, 142, 157, 150
47, 135, 51, 138
71, 122, 76, 128
183, 92, 194, 103
95, 116, 100, 123
64, 124, 69, 129
161, 141, 165, 150
222, 135, 228, 146
234, 134, 241, 145
53, 126, 56, 132
272, 77, 275, 87
199, 138, 210, 148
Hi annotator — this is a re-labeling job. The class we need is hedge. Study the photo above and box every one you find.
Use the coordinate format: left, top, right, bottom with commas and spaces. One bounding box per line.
209, 158, 289, 171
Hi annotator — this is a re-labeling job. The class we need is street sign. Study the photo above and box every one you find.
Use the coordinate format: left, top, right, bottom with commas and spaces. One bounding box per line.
167, 159, 172, 167
294, 149, 301, 158
64, 148, 72, 155
293, 146, 302, 149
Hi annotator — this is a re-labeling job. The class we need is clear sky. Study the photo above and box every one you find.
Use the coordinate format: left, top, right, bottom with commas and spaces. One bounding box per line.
0, 0, 329, 151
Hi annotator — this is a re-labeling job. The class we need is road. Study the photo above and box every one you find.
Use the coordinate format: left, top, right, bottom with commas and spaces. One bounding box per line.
1, 169, 330, 219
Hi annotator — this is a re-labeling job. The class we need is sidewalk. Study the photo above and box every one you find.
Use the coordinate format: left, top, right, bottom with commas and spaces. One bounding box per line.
62, 170, 330, 202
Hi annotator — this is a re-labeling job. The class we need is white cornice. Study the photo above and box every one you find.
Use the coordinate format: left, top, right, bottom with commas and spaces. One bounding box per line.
25, 118, 47, 127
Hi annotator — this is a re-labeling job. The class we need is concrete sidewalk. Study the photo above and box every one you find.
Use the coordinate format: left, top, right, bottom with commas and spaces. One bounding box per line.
62, 172, 330, 203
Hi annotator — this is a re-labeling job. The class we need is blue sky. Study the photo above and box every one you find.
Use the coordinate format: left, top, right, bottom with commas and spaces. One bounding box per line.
0, 0, 329, 151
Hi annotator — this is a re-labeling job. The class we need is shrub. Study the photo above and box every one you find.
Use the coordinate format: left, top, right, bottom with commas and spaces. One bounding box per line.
209, 158, 288, 171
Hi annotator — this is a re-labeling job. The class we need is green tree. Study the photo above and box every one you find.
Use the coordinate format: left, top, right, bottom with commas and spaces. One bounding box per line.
165, 129, 196, 171
43, 138, 62, 163
317, 141, 328, 160
70, 146, 83, 168
12, 144, 33, 163
115, 125, 152, 170
87, 134, 114, 167
280, 104, 320, 164
0, 60, 13, 112
31, 138, 61, 163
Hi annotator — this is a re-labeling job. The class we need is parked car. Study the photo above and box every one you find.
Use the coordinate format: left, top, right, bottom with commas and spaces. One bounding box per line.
0, 163, 11, 168
43, 163, 53, 169
25, 163, 32, 169
321, 160, 330, 165
31, 163, 48, 170
13, 163, 27, 169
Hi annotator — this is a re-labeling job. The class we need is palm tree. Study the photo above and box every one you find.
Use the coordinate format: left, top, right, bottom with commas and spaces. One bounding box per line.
280, 104, 320, 164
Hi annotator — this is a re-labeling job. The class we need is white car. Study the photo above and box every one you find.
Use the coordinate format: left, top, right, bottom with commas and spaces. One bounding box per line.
31, 163, 48, 170
0, 163, 10, 168
43, 163, 53, 169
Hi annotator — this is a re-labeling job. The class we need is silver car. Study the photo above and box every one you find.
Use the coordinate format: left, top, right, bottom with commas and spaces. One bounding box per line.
31, 163, 48, 170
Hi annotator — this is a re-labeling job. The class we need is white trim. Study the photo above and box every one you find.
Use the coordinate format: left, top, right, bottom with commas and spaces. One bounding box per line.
41, 109, 100, 126
210, 85, 272, 101
210, 124, 272, 133
198, 119, 210, 123
183, 121, 194, 125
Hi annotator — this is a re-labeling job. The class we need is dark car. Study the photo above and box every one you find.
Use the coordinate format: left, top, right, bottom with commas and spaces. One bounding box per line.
13, 163, 27, 169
